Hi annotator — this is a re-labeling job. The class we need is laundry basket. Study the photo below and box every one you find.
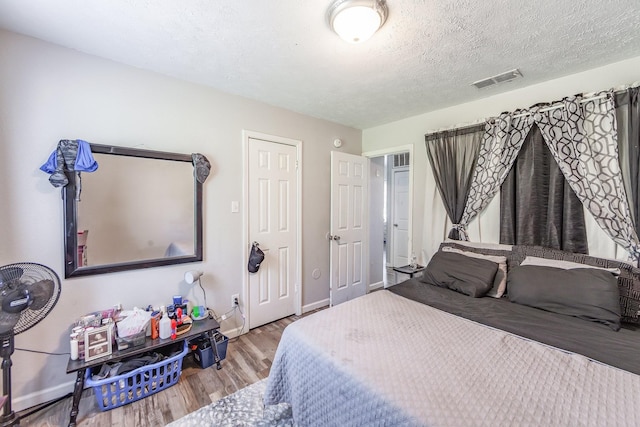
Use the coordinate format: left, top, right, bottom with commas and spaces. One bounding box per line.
85, 341, 187, 411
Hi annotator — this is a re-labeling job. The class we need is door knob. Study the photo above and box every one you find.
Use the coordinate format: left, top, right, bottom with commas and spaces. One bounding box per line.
333, 235, 341, 241
393, 224, 398, 227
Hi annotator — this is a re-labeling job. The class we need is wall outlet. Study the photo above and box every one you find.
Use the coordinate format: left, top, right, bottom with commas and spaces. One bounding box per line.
231, 294, 239, 307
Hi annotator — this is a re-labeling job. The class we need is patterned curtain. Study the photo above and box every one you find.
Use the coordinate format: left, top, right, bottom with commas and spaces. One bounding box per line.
454, 113, 533, 239
534, 92, 640, 261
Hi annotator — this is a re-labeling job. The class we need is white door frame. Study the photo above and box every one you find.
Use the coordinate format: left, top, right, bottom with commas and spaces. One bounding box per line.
362, 144, 415, 270
242, 130, 303, 330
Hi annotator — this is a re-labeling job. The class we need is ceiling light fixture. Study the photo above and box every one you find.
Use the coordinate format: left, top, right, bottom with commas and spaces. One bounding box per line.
328, 0, 388, 44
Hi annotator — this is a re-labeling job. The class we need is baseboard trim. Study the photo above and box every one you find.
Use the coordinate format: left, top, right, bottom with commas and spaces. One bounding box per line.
369, 281, 384, 290
221, 325, 246, 339
302, 298, 329, 313
13, 380, 75, 412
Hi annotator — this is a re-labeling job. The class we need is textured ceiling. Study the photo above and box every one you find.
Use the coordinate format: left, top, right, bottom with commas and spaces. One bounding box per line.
1, 0, 640, 129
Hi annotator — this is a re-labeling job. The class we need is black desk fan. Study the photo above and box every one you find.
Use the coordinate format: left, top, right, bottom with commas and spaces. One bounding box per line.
0, 263, 61, 426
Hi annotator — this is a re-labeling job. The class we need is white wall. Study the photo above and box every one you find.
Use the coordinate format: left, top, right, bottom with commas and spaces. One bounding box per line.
0, 29, 361, 409
363, 55, 640, 265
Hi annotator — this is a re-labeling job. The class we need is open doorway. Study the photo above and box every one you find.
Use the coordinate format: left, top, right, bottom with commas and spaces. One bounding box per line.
367, 149, 412, 289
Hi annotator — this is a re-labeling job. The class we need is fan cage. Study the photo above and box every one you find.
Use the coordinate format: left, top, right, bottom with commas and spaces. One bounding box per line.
0, 262, 61, 335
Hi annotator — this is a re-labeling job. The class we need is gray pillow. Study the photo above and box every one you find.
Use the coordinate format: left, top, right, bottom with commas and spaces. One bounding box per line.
420, 251, 498, 298
508, 265, 621, 330
441, 246, 508, 298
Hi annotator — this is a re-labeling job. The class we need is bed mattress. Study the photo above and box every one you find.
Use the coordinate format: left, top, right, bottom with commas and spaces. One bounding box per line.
390, 279, 640, 375
264, 288, 640, 426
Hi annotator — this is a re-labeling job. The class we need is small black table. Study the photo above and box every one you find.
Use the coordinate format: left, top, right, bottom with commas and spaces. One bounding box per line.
392, 264, 425, 279
65, 317, 220, 427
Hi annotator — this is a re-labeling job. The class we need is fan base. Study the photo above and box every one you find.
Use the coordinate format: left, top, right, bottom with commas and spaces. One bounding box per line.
0, 411, 18, 427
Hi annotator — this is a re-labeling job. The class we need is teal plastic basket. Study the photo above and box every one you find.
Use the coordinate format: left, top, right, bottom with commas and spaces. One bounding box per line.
85, 341, 187, 411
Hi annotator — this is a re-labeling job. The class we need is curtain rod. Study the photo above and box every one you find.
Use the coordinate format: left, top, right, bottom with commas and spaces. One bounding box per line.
424, 122, 485, 141
509, 92, 608, 119
425, 84, 639, 140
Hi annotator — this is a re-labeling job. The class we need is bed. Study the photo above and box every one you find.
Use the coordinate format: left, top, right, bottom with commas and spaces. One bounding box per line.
264, 242, 640, 426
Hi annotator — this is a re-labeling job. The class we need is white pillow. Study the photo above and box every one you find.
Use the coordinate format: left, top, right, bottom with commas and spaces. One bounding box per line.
441, 247, 508, 298
444, 239, 513, 251
520, 256, 620, 275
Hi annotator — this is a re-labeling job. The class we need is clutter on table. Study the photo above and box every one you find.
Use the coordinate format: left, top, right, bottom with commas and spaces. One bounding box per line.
70, 308, 118, 362
69, 294, 200, 362
68, 293, 226, 413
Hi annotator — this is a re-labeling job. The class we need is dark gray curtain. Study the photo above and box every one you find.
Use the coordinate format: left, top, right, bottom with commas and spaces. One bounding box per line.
426, 126, 483, 240
500, 124, 588, 253
616, 87, 640, 234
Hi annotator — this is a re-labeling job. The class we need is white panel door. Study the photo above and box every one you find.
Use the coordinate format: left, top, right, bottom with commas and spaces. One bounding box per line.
391, 168, 409, 267
330, 151, 368, 306
248, 138, 298, 328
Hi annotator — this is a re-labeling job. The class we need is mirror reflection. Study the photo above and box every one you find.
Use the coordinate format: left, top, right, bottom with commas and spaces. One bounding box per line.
78, 154, 195, 265
63, 145, 204, 278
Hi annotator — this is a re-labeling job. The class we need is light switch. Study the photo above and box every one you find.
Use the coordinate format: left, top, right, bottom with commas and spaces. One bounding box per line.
231, 201, 239, 213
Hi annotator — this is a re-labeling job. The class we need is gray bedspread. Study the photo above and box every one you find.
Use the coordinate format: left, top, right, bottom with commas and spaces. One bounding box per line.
390, 279, 640, 375
264, 289, 640, 426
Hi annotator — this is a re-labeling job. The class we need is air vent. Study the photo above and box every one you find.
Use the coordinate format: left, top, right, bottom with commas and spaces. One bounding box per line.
393, 152, 410, 168
472, 68, 523, 89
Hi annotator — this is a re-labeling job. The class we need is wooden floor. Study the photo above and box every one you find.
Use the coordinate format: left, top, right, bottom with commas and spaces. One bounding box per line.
21, 311, 311, 426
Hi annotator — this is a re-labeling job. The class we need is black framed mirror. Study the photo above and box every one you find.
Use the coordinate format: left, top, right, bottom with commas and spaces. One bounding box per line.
63, 144, 204, 278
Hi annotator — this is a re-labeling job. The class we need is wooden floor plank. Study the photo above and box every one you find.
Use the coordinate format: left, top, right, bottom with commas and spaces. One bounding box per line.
237, 334, 266, 362
179, 372, 212, 413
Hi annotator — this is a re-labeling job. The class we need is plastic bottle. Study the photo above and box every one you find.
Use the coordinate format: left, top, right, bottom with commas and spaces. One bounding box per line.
159, 312, 171, 340
70, 333, 79, 361
171, 319, 177, 340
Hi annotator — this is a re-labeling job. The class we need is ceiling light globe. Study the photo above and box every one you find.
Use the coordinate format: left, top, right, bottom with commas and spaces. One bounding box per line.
334, 6, 380, 43
328, 0, 388, 44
